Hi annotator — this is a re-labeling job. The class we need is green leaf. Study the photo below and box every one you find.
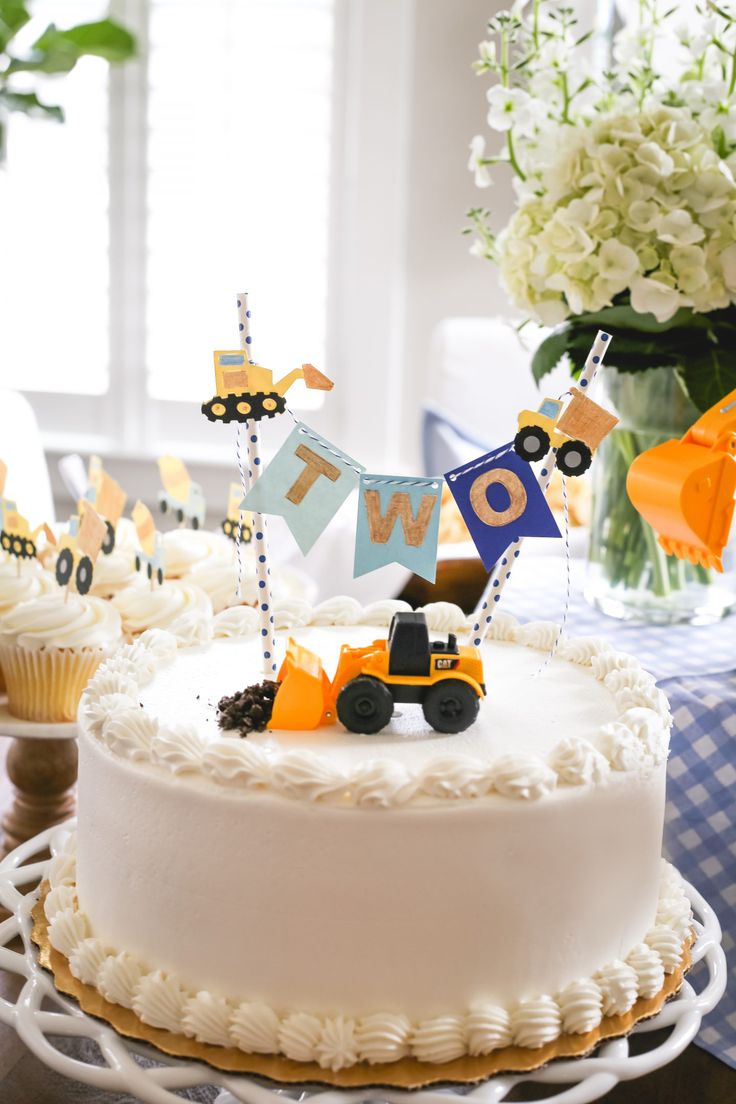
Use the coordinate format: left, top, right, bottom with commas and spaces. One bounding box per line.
0, 87, 63, 121
34, 19, 135, 63
680, 347, 736, 412
531, 327, 571, 383
0, 1, 30, 52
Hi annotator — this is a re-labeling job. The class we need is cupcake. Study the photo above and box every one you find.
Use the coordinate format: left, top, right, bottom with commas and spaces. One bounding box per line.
185, 551, 317, 614
110, 578, 213, 645
0, 592, 123, 722
0, 558, 56, 692
161, 528, 231, 579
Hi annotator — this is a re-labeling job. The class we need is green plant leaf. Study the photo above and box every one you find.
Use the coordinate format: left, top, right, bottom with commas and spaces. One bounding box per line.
0, 1, 30, 52
680, 348, 736, 412
531, 327, 571, 383
0, 87, 63, 120
33, 18, 135, 64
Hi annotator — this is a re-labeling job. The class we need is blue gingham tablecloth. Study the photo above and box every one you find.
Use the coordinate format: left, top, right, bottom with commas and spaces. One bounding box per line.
497, 555, 735, 1067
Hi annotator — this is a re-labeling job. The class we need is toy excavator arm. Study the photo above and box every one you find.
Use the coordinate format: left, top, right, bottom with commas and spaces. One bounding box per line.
682, 388, 736, 451
274, 364, 334, 398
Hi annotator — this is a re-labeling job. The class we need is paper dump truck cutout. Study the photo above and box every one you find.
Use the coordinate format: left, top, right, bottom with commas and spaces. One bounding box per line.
627, 389, 736, 572
202, 352, 334, 424
0, 500, 55, 561
222, 481, 253, 544
515, 387, 618, 476
271, 611, 486, 735
157, 456, 206, 529
132, 500, 164, 585
55, 509, 106, 594
80, 455, 127, 555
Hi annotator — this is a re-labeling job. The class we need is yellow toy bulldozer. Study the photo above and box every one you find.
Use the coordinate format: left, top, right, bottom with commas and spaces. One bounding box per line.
202, 351, 334, 424
271, 611, 486, 735
515, 388, 618, 476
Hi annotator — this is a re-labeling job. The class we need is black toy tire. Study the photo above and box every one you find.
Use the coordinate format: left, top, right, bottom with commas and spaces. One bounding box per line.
56, 548, 74, 586
102, 520, 116, 555
422, 679, 480, 734
135, 554, 141, 572
337, 676, 394, 735
11, 536, 22, 557
0, 531, 10, 553
147, 561, 153, 580
176, 508, 184, 524
222, 518, 234, 538
160, 498, 168, 514
21, 537, 36, 559
240, 522, 253, 544
157, 567, 164, 586
557, 439, 592, 477
191, 516, 199, 530
75, 556, 93, 596
514, 425, 550, 462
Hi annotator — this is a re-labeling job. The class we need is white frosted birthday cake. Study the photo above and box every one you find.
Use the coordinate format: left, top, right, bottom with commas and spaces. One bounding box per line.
44, 598, 691, 1075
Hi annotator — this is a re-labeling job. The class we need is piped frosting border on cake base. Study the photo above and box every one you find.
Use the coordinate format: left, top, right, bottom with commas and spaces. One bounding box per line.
79, 598, 672, 807
41, 831, 692, 1075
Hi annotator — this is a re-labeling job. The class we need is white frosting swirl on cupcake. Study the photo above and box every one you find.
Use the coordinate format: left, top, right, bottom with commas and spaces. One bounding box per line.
0, 593, 122, 651
0, 559, 54, 615
110, 579, 213, 642
162, 528, 231, 578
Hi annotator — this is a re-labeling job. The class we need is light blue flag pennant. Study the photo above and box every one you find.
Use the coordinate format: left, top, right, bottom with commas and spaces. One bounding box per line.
354, 474, 443, 582
241, 423, 364, 554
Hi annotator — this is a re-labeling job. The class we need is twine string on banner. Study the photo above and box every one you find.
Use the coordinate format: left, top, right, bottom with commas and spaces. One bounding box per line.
533, 473, 571, 676
469, 330, 612, 649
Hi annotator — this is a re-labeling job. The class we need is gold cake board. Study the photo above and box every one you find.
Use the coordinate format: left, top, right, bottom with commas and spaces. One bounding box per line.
31, 886, 693, 1090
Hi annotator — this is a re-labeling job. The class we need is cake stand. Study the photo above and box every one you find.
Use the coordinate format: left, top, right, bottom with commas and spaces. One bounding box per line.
0, 823, 727, 1104
0, 701, 78, 854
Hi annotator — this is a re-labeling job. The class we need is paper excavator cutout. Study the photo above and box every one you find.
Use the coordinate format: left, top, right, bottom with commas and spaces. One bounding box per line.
0, 459, 56, 562
627, 389, 736, 572
202, 352, 333, 424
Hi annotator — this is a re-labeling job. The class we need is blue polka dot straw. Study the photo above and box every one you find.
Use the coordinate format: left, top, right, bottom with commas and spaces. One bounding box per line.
469, 330, 612, 650
236, 292, 278, 675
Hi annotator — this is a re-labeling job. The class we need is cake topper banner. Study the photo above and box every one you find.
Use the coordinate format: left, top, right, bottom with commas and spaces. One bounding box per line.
241, 423, 364, 555
354, 474, 443, 582
445, 445, 561, 571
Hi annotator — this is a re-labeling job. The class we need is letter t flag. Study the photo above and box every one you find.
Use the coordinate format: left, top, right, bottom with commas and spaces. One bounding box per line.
241, 423, 364, 553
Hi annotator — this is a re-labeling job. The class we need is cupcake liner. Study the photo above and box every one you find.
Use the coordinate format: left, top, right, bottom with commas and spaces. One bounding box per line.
0, 643, 109, 723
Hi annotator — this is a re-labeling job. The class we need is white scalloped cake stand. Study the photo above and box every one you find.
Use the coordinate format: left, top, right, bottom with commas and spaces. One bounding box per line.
0, 822, 727, 1104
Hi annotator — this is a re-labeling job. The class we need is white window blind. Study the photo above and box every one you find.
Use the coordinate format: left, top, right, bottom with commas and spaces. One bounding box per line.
146, 0, 335, 406
0, 1, 109, 396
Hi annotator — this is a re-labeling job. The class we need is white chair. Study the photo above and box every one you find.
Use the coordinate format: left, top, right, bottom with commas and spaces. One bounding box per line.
0, 390, 54, 525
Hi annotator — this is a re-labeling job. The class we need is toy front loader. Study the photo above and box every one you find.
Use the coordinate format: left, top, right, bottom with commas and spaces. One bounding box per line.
270, 639, 338, 729
627, 389, 736, 571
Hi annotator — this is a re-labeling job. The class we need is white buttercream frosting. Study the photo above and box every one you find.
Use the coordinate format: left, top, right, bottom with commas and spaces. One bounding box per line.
162, 528, 231, 578
0, 593, 122, 651
89, 549, 138, 598
0, 559, 54, 615
47, 839, 692, 1068
79, 601, 672, 808
110, 579, 213, 644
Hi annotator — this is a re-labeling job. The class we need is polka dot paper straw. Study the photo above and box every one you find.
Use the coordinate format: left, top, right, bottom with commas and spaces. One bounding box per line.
236, 293, 278, 677
469, 330, 612, 648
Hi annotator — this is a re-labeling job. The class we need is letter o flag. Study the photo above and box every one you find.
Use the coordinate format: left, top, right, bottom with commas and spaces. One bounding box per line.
469, 468, 527, 527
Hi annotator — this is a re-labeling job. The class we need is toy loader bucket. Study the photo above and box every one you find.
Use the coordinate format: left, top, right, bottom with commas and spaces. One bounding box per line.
627, 440, 736, 571
271, 638, 334, 729
301, 363, 334, 392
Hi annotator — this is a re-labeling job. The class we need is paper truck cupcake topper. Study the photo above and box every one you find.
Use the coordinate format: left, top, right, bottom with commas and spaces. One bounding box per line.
157, 456, 206, 529
80, 455, 127, 555
202, 353, 333, 424
132, 500, 165, 587
55, 508, 106, 595
0, 459, 55, 567
221, 482, 253, 544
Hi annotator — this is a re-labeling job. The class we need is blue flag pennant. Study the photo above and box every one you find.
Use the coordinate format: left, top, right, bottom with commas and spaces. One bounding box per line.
241, 423, 364, 554
445, 444, 560, 571
354, 474, 443, 582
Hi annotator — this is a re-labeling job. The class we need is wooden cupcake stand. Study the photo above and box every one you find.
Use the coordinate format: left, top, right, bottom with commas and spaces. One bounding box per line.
0, 823, 728, 1104
0, 699, 77, 857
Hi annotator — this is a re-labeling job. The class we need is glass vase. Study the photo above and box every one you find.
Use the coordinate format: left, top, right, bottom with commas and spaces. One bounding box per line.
585, 366, 736, 624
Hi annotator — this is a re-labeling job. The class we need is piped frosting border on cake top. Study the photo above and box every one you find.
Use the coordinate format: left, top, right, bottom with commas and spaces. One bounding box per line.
79, 597, 672, 807
44, 831, 692, 1070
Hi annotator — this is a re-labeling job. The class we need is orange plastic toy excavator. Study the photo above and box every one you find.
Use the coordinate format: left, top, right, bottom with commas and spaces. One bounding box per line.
627, 389, 736, 572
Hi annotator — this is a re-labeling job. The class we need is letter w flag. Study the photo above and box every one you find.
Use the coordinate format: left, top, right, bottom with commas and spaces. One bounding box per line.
241, 423, 364, 553
354, 474, 443, 582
